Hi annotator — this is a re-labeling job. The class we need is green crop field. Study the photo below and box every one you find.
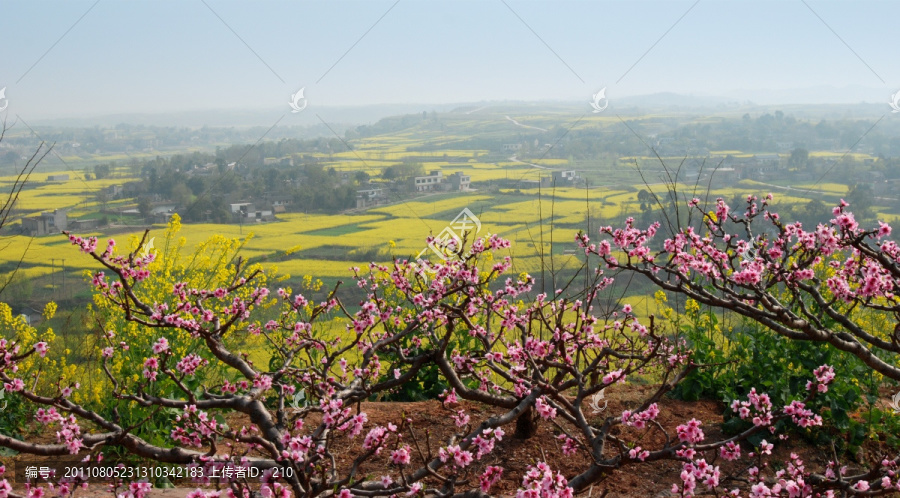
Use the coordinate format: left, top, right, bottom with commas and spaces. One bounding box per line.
2, 110, 898, 315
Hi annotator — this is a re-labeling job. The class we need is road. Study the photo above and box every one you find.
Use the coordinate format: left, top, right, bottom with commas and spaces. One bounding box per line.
508, 155, 552, 170
751, 181, 899, 202
505, 115, 548, 132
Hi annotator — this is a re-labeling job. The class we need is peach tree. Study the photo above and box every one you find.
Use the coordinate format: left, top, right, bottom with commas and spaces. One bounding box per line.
0, 203, 898, 496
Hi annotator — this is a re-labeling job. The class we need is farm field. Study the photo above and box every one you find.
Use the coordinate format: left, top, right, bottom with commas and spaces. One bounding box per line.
2, 110, 897, 312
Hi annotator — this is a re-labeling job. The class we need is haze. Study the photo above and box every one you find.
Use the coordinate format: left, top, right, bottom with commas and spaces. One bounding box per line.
1, 0, 897, 124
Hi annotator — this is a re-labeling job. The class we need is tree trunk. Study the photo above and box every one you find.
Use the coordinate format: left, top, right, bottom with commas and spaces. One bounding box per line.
514, 406, 539, 439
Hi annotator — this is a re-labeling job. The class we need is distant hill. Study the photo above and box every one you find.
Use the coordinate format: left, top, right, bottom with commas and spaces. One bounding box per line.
31, 103, 463, 129
29, 86, 891, 129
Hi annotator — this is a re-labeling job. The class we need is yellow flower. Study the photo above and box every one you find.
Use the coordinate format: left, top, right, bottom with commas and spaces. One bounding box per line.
43, 302, 58, 319
685, 299, 700, 314
655, 290, 667, 303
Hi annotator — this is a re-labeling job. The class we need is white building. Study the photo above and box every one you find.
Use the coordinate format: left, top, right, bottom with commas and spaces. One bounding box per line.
414, 171, 444, 192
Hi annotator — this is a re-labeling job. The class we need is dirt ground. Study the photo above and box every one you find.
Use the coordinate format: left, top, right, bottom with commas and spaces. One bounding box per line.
2, 384, 896, 497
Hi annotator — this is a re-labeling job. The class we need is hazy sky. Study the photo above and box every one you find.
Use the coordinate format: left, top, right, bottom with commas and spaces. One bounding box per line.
1, 0, 897, 119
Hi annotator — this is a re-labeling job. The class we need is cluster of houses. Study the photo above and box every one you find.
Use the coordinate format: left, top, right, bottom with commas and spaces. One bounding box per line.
18, 155, 580, 235
21, 209, 99, 236
356, 170, 473, 208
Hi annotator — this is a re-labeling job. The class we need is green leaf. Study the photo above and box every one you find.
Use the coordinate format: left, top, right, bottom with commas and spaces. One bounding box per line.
155, 476, 175, 489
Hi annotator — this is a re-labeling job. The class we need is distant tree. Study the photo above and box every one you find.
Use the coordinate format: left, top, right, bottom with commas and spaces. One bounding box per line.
788, 148, 809, 169
799, 198, 831, 226
263, 168, 283, 190
94, 188, 110, 212
94, 163, 112, 179
354, 170, 370, 184
757, 113, 775, 128
137, 196, 152, 221
637, 189, 653, 212
382, 162, 424, 181
170, 183, 193, 207
845, 183, 874, 219
186, 176, 205, 197
129, 158, 142, 177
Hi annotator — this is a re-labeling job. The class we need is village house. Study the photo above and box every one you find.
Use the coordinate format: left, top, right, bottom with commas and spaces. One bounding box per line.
552, 170, 578, 184
230, 203, 275, 223
413, 171, 472, 193
413, 170, 444, 192
447, 172, 471, 191
22, 210, 67, 236
356, 187, 386, 208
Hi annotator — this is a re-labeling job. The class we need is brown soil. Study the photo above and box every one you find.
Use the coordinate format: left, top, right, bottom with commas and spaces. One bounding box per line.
3, 384, 896, 497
